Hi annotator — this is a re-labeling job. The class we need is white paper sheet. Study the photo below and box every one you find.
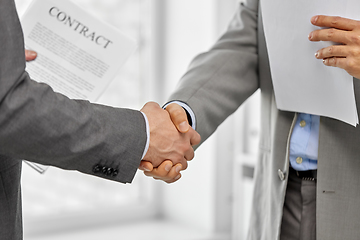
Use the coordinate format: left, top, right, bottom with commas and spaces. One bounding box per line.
22, 0, 136, 102
260, 0, 360, 126
21, 0, 137, 173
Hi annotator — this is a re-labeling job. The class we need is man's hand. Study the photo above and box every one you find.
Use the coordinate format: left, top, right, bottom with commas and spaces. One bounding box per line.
139, 103, 200, 183
25, 49, 37, 61
141, 102, 200, 170
309, 15, 360, 79
139, 160, 183, 184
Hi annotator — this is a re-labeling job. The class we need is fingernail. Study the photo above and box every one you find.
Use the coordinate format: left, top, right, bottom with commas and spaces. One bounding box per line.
179, 121, 189, 132
174, 174, 181, 180
27, 50, 37, 57
311, 15, 318, 24
315, 52, 319, 58
165, 164, 172, 172
308, 32, 313, 40
175, 165, 182, 173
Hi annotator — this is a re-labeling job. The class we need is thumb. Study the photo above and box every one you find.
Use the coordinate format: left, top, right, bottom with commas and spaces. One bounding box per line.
165, 103, 190, 133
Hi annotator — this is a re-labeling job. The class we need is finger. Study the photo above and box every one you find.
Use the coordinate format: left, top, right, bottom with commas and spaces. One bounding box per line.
165, 103, 190, 133
309, 28, 349, 44
165, 173, 182, 184
184, 147, 195, 162
311, 15, 358, 31
164, 163, 182, 183
25, 49, 37, 61
189, 128, 201, 146
144, 160, 173, 178
315, 45, 349, 59
138, 160, 153, 172
322, 57, 347, 69
179, 158, 188, 170
145, 163, 182, 182
158, 164, 182, 184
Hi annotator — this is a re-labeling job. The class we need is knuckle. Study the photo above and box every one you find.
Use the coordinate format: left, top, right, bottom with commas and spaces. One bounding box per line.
144, 101, 158, 110
347, 58, 356, 69
172, 109, 185, 120
350, 35, 360, 44
173, 154, 183, 164
351, 48, 360, 56
193, 136, 201, 145
327, 28, 335, 39
146, 101, 155, 106
167, 103, 180, 110
179, 141, 190, 152
332, 57, 338, 66
331, 16, 341, 27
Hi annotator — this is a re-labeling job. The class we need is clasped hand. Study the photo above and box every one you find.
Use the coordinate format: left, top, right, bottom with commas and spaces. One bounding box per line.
139, 102, 200, 183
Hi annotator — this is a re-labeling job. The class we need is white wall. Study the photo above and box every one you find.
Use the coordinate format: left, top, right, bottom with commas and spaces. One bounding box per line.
159, 0, 218, 232
156, 0, 241, 237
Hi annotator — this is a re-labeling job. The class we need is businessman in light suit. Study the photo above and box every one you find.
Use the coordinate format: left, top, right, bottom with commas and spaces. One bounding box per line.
0, 0, 201, 239
141, 0, 360, 239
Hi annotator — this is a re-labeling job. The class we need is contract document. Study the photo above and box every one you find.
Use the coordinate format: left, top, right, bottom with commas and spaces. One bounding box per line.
21, 0, 137, 173
260, 0, 360, 126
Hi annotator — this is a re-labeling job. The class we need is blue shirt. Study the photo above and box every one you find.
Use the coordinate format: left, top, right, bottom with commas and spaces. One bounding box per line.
289, 113, 319, 171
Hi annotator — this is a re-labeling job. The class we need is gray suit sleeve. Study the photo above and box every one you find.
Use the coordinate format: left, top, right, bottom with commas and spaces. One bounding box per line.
0, 0, 146, 183
168, 1, 260, 144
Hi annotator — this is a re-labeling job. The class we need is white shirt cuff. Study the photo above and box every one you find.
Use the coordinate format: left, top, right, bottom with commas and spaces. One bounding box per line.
140, 111, 150, 159
163, 101, 196, 130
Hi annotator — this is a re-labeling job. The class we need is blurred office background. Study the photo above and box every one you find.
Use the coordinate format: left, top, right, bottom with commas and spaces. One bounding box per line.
15, 0, 260, 239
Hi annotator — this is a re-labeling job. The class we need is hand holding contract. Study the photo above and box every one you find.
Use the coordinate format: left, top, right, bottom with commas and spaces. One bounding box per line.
310, 15, 360, 80
260, 0, 360, 126
21, 0, 137, 173
22, 0, 136, 101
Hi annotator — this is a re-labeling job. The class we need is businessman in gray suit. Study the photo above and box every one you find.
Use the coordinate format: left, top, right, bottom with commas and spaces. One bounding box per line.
141, 1, 360, 239
0, 0, 201, 239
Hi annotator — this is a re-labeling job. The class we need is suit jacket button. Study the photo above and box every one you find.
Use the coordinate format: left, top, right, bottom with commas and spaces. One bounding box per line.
112, 169, 119, 177
93, 164, 101, 173
102, 166, 108, 174
106, 168, 114, 176
278, 169, 285, 181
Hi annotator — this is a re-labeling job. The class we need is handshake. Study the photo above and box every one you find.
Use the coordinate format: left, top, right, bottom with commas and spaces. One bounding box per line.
25, 50, 200, 184
138, 102, 201, 183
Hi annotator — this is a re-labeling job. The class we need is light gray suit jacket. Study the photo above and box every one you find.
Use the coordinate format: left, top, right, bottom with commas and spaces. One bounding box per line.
0, 1, 147, 239
169, 1, 360, 239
